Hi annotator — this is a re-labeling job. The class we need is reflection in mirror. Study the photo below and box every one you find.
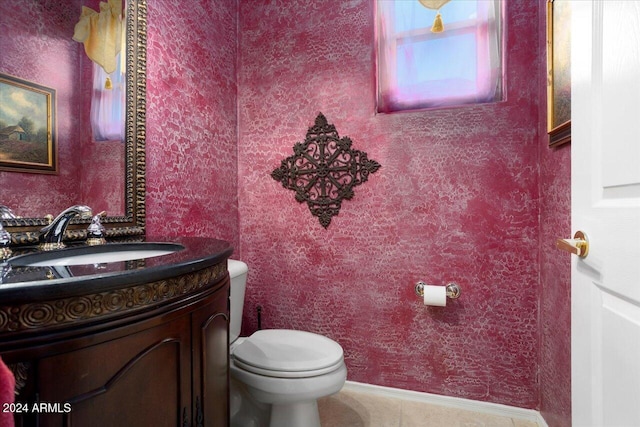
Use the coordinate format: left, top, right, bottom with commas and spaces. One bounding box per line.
0, 0, 145, 244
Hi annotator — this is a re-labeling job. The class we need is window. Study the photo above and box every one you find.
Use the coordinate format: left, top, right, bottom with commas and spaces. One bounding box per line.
376, 0, 503, 113
91, 58, 125, 142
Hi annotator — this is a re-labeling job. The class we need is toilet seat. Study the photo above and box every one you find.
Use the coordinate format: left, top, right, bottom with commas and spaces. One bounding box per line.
232, 357, 344, 378
232, 329, 344, 378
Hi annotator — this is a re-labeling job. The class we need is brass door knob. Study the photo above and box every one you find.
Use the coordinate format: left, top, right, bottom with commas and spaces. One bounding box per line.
556, 230, 589, 258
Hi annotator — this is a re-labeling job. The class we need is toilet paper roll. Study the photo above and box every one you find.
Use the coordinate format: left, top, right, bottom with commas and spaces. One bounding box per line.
423, 285, 447, 306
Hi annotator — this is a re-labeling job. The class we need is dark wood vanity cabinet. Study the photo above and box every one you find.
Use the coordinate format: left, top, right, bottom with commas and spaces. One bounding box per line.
0, 263, 230, 427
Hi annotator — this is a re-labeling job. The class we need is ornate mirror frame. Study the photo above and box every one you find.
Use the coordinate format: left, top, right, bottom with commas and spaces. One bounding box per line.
3, 0, 146, 245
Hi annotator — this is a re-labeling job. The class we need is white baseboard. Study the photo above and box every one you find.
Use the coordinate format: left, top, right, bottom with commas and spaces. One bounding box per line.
343, 381, 549, 427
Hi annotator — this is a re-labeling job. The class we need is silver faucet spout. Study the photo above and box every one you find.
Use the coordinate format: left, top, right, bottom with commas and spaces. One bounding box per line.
39, 205, 92, 250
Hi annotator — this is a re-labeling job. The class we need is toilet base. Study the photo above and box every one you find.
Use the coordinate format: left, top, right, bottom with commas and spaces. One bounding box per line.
270, 400, 320, 427
230, 379, 269, 427
230, 341, 347, 427
230, 375, 333, 427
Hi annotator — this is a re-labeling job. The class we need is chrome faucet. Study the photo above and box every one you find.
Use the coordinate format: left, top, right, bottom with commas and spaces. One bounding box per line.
39, 205, 92, 250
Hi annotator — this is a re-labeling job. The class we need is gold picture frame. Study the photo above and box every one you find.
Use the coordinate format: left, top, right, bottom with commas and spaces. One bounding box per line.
0, 73, 57, 173
547, 0, 571, 147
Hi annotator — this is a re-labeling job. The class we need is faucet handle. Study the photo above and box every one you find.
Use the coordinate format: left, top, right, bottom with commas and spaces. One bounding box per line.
0, 205, 18, 219
86, 211, 107, 246
0, 222, 12, 260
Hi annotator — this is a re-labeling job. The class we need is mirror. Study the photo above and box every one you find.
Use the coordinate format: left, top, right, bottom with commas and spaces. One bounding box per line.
0, 0, 146, 245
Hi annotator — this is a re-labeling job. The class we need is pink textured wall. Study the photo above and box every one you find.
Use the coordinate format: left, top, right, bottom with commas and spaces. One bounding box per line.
237, 0, 541, 408
539, 142, 571, 425
145, 0, 239, 248
80, 140, 125, 215
537, 2, 572, 426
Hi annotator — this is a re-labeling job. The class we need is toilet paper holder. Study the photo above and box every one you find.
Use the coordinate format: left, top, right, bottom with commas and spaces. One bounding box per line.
414, 281, 461, 299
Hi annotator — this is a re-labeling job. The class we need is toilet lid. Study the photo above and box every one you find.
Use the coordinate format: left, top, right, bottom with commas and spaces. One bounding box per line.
232, 329, 344, 373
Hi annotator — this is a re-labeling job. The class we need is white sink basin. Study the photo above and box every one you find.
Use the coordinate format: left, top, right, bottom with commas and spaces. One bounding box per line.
9, 242, 185, 267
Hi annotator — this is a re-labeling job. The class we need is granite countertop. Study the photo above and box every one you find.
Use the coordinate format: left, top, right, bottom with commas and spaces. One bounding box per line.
0, 236, 234, 305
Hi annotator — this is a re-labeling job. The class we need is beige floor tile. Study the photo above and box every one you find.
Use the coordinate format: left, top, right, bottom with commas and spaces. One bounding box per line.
318, 388, 539, 427
400, 399, 514, 427
319, 389, 401, 427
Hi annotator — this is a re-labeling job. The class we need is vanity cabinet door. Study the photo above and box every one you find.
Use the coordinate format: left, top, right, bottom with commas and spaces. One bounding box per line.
35, 314, 193, 427
191, 281, 229, 427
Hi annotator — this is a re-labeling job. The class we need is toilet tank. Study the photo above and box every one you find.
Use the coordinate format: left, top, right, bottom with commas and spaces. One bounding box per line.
227, 259, 248, 344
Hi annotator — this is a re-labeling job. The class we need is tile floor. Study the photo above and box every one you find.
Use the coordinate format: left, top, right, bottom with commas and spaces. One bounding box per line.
318, 387, 539, 427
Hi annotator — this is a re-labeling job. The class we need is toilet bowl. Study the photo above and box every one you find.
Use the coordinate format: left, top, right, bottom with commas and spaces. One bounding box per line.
227, 260, 346, 427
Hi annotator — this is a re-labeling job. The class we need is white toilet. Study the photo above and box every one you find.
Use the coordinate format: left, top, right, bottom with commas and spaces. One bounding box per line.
228, 259, 347, 427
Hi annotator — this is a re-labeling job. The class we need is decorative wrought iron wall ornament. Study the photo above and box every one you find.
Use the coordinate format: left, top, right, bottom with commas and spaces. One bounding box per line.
271, 113, 381, 228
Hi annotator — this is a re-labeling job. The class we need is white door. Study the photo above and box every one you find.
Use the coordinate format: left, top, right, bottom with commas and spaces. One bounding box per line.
571, 1, 640, 426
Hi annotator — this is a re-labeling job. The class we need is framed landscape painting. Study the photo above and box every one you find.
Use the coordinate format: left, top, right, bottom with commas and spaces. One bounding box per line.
0, 73, 57, 173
